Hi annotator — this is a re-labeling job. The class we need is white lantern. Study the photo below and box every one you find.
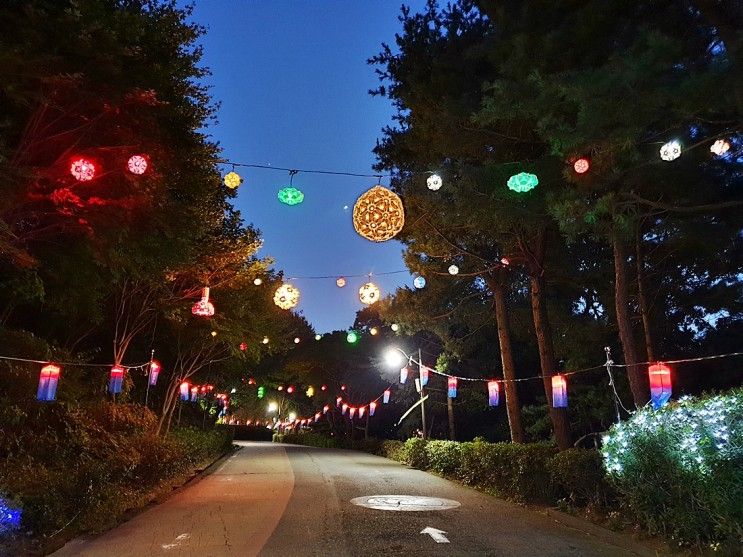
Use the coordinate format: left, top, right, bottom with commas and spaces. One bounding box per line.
413, 276, 426, 289
390, 323, 400, 332
359, 282, 380, 305
660, 140, 682, 161
273, 283, 300, 310
427, 174, 443, 191
448, 265, 459, 275
336, 277, 346, 288
710, 139, 730, 157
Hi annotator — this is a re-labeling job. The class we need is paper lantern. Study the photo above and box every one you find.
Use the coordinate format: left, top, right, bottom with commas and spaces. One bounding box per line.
257, 386, 265, 398
321, 384, 327, 391
342, 403, 348, 415
323, 404, 330, 414
500, 257, 510, 266
278, 186, 304, 205
359, 406, 366, 418
448, 377, 458, 398
391, 323, 400, 332
400, 366, 408, 384
273, 283, 300, 309
427, 174, 443, 191
277, 385, 284, 391
190, 386, 198, 401
109, 365, 124, 394
487, 381, 500, 407
413, 276, 426, 289
552, 375, 568, 408
341, 384, 346, 390
352, 185, 405, 242
191, 287, 215, 317
336, 396, 342, 406
349, 407, 356, 418
648, 363, 672, 409
294, 337, 300, 344
239, 342, 247, 352
179, 382, 190, 400
306, 386, 314, 397
127, 155, 148, 175
370, 327, 378, 336
448, 265, 459, 275
262, 337, 269, 344
315, 334, 322, 341
224, 171, 242, 189
336, 277, 346, 288
37, 364, 61, 401
314, 412, 320, 422
346, 330, 359, 343
148, 360, 161, 386
420, 366, 429, 387
573, 158, 590, 174
248, 377, 256, 385
507, 172, 539, 193
383, 389, 391, 403
253, 278, 263, 286
370, 401, 377, 416
710, 139, 730, 156
660, 140, 682, 161
70, 158, 95, 181
358, 282, 380, 305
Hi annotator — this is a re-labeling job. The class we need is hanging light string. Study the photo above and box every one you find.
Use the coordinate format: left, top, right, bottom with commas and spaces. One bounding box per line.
285, 269, 409, 280
0, 355, 149, 370
216, 160, 394, 179
403, 350, 743, 384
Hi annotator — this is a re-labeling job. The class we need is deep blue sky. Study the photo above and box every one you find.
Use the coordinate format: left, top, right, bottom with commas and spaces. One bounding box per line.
189, 1, 426, 333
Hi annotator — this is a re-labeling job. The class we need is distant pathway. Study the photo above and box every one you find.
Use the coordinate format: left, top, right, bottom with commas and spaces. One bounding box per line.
54, 441, 650, 556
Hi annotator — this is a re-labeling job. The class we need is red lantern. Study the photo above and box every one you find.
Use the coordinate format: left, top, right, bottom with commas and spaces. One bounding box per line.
127, 154, 148, 175
148, 360, 161, 386
341, 384, 346, 391
500, 257, 510, 266
336, 396, 342, 407
342, 403, 348, 415
109, 365, 124, 394
314, 412, 320, 422
323, 405, 330, 414
191, 287, 215, 317
239, 342, 247, 352
37, 364, 61, 401
70, 157, 96, 181
552, 375, 568, 408
573, 158, 590, 174
248, 377, 256, 385
286, 386, 294, 394
648, 363, 672, 409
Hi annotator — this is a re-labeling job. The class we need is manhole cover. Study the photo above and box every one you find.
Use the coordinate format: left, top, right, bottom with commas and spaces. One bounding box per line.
350, 495, 460, 511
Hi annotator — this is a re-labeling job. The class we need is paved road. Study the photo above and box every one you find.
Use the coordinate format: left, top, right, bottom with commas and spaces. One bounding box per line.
54, 441, 646, 556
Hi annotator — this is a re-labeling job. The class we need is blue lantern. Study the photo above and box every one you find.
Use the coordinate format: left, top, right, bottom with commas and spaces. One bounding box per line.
37, 364, 61, 401
552, 375, 568, 408
109, 365, 124, 394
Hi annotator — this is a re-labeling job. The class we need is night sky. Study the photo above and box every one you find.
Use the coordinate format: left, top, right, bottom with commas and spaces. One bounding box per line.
190, 1, 427, 333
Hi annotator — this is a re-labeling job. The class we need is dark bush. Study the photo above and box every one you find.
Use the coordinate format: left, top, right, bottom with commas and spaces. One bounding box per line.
273, 432, 341, 449
402, 438, 428, 469
547, 449, 615, 510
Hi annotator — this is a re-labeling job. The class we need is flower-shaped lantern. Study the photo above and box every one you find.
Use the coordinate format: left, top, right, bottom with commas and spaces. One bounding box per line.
358, 282, 380, 305
507, 172, 539, 193
273, 283, 300, 309
352, 185, 405, 242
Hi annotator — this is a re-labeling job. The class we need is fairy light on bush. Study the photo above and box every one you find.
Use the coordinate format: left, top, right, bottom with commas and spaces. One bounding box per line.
427, 173, 443, 191
659, 140, 682, 161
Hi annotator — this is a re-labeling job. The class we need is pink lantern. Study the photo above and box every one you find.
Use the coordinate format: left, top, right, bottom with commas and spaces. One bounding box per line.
342, 403, 348, 415
239, 342, 247, 351
349, 407, 356, 418
323, 405, 330, 414
37, 364, 61, 401
191, 287, 215, 317
336, 396, 342, 407
179, 381, 190, 401
314, 412, 320, 422
109, 365, 124, 394
448, 377, 458, 398
552, 375, 568, 408
127, 154, 148, 175
70, 157, 96, 181
648, 363, 672, 409
359, 406, 366, 418
369, 401, 377, 416
487, 380, 500, 407
148, 360, 161, 386
190, 386, 198, 401
383, 389, 391, 404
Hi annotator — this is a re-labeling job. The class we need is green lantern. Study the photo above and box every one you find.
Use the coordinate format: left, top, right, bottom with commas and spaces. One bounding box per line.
257, 386, 265, 399
507, 172, 539, 193
346, 330, 359, 344
278, 186, 304, 205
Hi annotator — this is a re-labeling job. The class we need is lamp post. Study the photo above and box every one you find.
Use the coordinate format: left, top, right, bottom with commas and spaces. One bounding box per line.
385, 346, 427, 439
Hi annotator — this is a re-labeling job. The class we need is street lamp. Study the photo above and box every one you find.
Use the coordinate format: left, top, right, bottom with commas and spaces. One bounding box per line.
385, 346, 428, 439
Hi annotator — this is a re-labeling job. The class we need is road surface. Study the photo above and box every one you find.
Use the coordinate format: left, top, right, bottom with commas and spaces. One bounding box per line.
54, 441, 648, 556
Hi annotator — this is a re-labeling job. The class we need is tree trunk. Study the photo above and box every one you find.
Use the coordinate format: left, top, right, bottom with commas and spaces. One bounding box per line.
529, 272, 572, 450
447, 395, 456, 441
635, 226, 655, 362
489, 275, 524, 443
612, 230, 648, 407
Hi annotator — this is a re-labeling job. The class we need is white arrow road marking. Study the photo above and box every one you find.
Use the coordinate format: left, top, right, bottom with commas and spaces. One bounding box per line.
421, 526, 449, 544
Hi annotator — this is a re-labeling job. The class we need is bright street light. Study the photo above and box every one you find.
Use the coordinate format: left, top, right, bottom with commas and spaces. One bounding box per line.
267, 401, 278, 413
384, 347, 406, 369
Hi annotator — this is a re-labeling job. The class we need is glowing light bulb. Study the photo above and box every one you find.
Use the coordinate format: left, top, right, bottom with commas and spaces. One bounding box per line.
347, 331, 359, 344
336, 277, 346, 288
315, 334, 322, 340
253, 278, 263, 286
294, 337, 300, 344
370, 327, 378, 336
262, 337, 269, 344
358, 282, 380, 305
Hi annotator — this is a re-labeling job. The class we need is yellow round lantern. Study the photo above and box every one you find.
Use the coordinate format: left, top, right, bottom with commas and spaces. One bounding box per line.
273, 283, 300, 310
359, 282, 381, 305
352, 185, 405, 242
224, 171, 242, 189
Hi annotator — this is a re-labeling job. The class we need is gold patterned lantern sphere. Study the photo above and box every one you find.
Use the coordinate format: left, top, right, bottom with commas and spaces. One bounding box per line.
352, 185, 405, 242
273, 283, 300, 310
359, 282, 381, 305
224, 171, 242, 189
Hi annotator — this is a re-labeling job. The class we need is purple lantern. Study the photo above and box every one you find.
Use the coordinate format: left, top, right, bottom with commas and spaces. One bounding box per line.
487, 381, 500, 407
37, 364, 61, 401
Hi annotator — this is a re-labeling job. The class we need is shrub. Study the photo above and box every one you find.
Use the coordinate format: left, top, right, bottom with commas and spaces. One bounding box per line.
603, 390, 743, 548
273, 432, 341, 449
402, 438, 428, 469
425, 440, 461, 476
547, 449, 615, 510
378, 440, 405, 462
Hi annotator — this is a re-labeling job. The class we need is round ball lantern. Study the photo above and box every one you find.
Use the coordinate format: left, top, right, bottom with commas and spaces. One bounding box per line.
224, 171, 242, 189
660, 140, 682, 161
352, 185, 405, 242
390, 323, 400, 332
70, 158, 96, 181
413, 276, 426, 289
127, 155, 148, 175
448, 265, 459, 275
507, 172, 538, 193
427, 174, 443, 191
710, 139, 730, 156
358, 282, 380, 305
573, 158, 590, 174
253, 277, 263, 286
336, 277, 346, 288
278, 187, 304, 205
273, 283, 300, 310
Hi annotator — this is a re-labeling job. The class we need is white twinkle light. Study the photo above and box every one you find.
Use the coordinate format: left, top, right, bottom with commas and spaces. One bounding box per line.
427, 174, 443, 191
448, 265, 459, 275
710, 139, 730, 157
660, 140, 682, 161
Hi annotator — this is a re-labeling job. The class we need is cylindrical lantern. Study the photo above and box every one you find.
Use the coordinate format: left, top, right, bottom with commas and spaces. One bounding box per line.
349, 407, 356, 418
420, 366, 429, 387
552, 375, 568, 408
383, 389, 391, 404
149, 360, 161, 386
342, 403, 348, 415
370, 401, 377, 416
109, 365, 125, 394
323, 404, 330, 414
180, 381, 190, 401
400, 366, 409, 384
190, 386, 198, 401
314, 412, 320, 422
37, 364, 61, 401
448, 376, 458, 398
359, 406, 366, 418
336, 396, 342, 407
487, 381, 500, 407
648, 363, 672, 409
192, 286, 215, 317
